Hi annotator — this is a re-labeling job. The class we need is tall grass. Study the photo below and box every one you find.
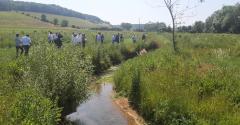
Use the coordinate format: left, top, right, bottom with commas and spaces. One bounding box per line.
0, 28, 162, 124
114, 33, 240, 125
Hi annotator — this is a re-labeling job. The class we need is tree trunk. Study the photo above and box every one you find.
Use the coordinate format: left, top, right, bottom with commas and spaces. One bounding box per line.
172, 18, 177, 52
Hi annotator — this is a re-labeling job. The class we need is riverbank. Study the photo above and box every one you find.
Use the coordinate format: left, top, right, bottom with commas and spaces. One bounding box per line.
113, 96, 146, 125
66, 65, 145, 125
100, 66, 146, 125
101, 66, 146, 125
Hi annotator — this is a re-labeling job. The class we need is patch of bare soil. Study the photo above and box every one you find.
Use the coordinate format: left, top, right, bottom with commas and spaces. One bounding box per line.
197, 63, 215, 75
113, 96, 146, 125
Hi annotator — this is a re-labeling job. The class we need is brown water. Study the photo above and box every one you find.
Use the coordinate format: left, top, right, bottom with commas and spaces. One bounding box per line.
66, 83, 128, 125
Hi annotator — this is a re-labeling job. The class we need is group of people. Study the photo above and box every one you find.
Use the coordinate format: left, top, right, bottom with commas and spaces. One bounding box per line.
71, 32, 87, 48
112, 33, 124, 44
15, 32, 147, 57
15, 33, 32, 57
48, 32, 63, 48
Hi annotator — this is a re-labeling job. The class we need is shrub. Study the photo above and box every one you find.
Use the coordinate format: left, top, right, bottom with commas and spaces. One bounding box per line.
19, 44, 93, 116
10, 89, 61, 125
61, 20, 69, 27
90, 45, 111, 74
107, 45, 123, 65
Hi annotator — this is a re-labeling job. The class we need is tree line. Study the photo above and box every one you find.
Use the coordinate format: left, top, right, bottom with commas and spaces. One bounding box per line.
119, 3, 240, 34
179, 3, 240, 33
40, 14, 68, 27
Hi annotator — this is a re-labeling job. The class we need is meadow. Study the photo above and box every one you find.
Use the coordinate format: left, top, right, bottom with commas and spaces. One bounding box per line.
114, 33, 240, 125
0, 27, 160, 124
1, 26, 240, 125
24, 12, 109, 28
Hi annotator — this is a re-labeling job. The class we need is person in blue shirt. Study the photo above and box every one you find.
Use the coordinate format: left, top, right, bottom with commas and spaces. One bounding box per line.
15, 33, 23, 57
21, 34, 31, 56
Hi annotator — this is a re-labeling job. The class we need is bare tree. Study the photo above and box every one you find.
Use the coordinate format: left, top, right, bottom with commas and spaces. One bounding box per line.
163, 0, 204, 52
163, 0, 177, 52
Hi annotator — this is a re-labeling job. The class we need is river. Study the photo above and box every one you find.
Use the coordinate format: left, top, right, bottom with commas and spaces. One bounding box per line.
66, 67, 128, 125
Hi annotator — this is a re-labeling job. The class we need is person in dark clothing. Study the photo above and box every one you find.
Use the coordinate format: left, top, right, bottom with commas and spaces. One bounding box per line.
55, 33, 63, 48
101, 34, 104, 43
120, 34, 124, 42
142, 33, 146, 42
115, 33, 119, 43
82, 34, 86, 48
15, 33, 23, 57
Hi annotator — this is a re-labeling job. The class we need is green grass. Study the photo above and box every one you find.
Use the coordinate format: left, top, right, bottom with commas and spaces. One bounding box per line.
24, 11, 110, 28
0, 11, 55, 28
0, 27, 161, 124
114, 33, 240, 125
0, 11, 110, 29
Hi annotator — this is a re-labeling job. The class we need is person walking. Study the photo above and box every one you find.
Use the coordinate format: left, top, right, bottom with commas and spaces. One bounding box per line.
48, 32, 54, 43
112, 35, 116, 44
132, 34, 137, 43
55, 33, 63, 48
15, 33, 23, 57
120, 34, 124, 42
96, 32, 102, 43
77, 33, 83, 46
115, 33, 120, 43
101, 34, 104, 43
21, 34, 31, 56
82, 34, 86, 48
142, 33, 146, 42
72, 33, 78, 45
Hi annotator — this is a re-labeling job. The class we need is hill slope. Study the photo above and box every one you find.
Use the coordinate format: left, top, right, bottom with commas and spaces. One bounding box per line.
0, 11, 110, 29
0, 0, 109, 24
0, 11, 55, 28
24, 12, 110, 28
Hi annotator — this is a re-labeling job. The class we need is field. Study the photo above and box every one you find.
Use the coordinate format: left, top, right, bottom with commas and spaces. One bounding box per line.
114, 33, 240, 125
24, 12, 110, 28
0, 11, 55, 28
0, 27, 160, 124
0, 11, 109, 29
0, 23, 240, 125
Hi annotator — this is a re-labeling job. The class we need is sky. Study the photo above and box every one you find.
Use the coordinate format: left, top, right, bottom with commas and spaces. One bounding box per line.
15, 0, 239, 25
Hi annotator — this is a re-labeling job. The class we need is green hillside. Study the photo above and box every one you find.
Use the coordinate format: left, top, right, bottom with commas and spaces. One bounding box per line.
0, 11, 110, 29
0, 0, 107, 24
24, 12, 110, 28
0, 11, 55, 28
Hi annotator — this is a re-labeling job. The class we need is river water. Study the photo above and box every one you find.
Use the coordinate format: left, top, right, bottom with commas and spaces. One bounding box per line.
66, 83, 128, 125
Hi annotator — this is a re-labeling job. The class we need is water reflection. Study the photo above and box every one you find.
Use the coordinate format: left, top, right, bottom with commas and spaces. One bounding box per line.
66, 84, 127, 125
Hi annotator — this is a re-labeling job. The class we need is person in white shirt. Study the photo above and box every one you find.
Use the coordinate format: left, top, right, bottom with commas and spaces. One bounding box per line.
71, 32, 75, 43
21, 34, 31, 56
72, 33, 78, 45
132, 34, 137, 43
96, 32, 102, 43
15, 33, 23, 57
77, 33, 83, 45
48, 32, 54, 43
